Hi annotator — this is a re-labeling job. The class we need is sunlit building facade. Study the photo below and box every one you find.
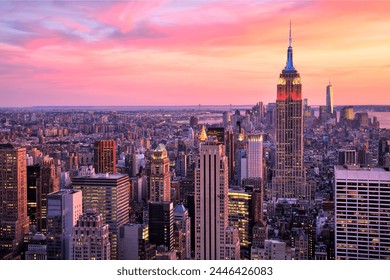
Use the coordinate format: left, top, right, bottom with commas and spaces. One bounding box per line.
0, 144, 29, 259
195, 139, 229, 260
72, 173, 130, 259
150, 144, 170, 202
93, 140, 117, 174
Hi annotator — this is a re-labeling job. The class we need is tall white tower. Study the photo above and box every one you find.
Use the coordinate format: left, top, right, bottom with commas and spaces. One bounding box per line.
247, 133, 263, 179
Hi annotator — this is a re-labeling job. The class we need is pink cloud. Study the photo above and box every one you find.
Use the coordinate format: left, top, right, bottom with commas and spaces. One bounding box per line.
1, 1, 390, 106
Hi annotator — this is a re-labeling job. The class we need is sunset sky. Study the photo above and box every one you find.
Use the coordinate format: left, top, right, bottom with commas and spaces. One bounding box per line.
1, 0, 390, 107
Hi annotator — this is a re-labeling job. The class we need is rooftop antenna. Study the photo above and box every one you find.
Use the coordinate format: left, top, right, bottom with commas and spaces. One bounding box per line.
289, 20, 292, 47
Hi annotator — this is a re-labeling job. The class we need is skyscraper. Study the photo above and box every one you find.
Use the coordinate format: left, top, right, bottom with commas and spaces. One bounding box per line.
195, 138, 229, 260
228, 188, 253, 259
27, 164, 40, 229
72, 173, 130, 259
148, 201, 174, 252
46, 189, 82, 260
247, 133, 263, 179
225, 127, 235, 182
173, 203, 191, 260
334, 166, 390, 260
93, 140, 117, 174
175, 151, 187, 177
272, 23, 306, 199
36, 156, 59, 233
326, 82, 334, 114
149, 144, 170, 202
0, 144, 29, 259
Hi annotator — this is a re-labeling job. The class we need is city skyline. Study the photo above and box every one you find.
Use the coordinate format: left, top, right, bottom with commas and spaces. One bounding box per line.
1, 1, 390, 107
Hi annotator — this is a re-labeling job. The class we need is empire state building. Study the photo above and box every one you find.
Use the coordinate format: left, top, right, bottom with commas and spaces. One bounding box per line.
272, 24, 307, 199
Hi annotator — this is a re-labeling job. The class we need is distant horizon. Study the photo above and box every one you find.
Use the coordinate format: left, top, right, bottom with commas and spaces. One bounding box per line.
1, 104, 390, 110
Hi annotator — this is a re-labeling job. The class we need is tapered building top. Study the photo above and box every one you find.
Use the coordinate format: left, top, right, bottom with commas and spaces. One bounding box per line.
284, 21, 295, 72
277, 21, 301, 101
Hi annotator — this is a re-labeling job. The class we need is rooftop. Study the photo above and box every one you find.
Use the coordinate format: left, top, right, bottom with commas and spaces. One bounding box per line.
74, 173, 128, 179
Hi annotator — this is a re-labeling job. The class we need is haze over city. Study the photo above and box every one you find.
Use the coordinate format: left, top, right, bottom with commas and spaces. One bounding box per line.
1, 0, 390, 107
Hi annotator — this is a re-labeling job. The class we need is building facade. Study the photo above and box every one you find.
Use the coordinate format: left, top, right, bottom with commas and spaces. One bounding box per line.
36, 156, 59, 233
173, 203, 191, 260
70, 210, 110, 260
195, 139, 229, 260
46, 189, 82, 260
149, 144, 170, 202
148, 201, 174, 252
0, 144, 29, 259
93, 140, 117, 174
72, 173, 130, 259
247, 133, 263, 179
335, 166, 390, 260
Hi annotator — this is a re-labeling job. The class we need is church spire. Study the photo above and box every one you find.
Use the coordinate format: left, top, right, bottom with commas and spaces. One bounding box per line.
284, 20, 295, 71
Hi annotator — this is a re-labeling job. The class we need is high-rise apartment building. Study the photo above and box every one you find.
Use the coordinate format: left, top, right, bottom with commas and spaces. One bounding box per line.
72, 173, 130, 259
0, 144, 29, 259
195, 139, 229, 259
46, 189, 82, 260
93, 140, 117, 174
149, 144, 170, 202
70, 209, 110, 260
334, 166, 390, 260
272, 24, 306, 199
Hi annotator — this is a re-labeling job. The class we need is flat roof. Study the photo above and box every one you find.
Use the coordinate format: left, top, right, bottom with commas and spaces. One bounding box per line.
335, 165, 390, 181
73, 173, 128, 180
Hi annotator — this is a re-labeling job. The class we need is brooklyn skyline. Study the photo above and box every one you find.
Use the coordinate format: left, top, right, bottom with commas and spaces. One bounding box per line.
1, 1, 390, 107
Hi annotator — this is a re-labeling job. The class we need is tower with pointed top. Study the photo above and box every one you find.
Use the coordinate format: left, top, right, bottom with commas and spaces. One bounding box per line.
272, 23, 307, 199
326, 81, 334, 114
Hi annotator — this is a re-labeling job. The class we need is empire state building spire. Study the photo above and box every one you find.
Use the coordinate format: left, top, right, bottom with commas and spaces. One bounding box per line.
273, 23, 307, 199
285, 20, 295, 72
